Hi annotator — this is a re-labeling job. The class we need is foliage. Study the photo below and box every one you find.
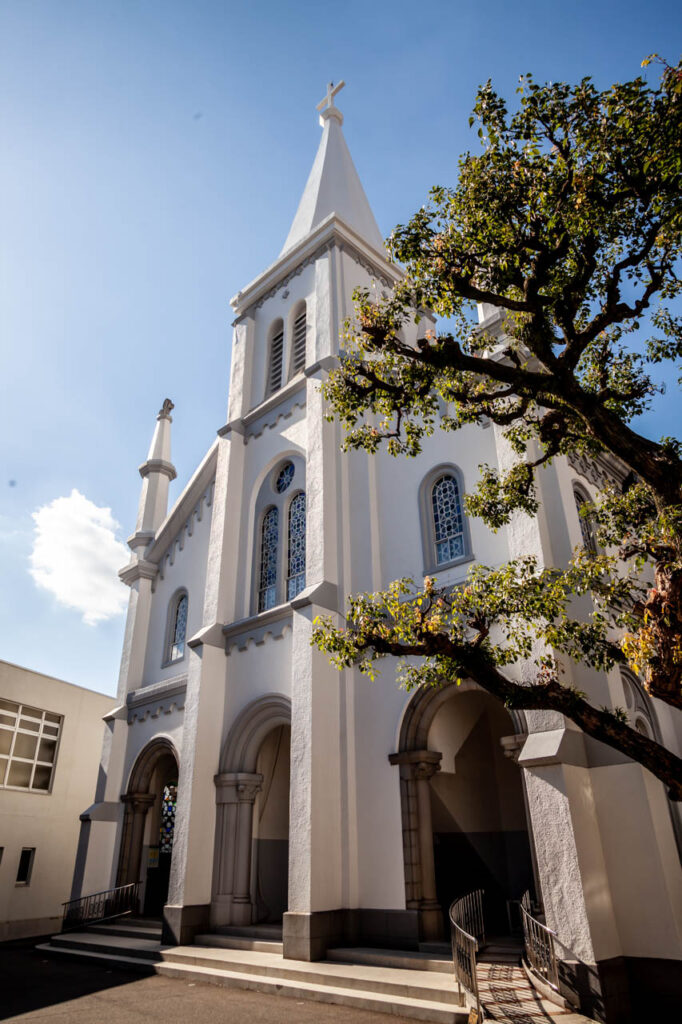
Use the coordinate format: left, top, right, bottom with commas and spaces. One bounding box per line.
313, 57, 682, 798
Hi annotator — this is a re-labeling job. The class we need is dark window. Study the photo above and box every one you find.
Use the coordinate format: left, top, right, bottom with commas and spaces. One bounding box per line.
291, 309, 307, 375
16, 847, 35, 885
268, 327, 284, 396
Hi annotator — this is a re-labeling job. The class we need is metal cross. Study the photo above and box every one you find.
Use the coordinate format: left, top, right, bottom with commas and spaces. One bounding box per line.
317, 80, 345, 113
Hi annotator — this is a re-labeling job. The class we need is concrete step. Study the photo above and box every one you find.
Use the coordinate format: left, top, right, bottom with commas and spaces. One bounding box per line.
212, 923, 283, 940
327, 947, 452, 975
35, 942, 157, 973
156, 960, 468, 1023
161, 945, 463, 1006
46, 930, 163, 961
194, 932, 283, 954
86, 922, 162, 941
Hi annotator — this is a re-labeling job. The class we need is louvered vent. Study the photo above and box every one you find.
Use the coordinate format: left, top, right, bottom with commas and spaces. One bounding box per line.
268, 329, 284, 395
292, 311, 307, 374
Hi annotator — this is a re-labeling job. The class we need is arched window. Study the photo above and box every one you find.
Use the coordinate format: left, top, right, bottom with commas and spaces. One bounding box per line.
258, 507, 279, 612
166, 592, 188, 664
267, 320, 284, 397
432, 474, 465, 566
573, 485, 598, 555
287, 492, 306, 599
621, 669, 656, 739
290, 304, 307, 377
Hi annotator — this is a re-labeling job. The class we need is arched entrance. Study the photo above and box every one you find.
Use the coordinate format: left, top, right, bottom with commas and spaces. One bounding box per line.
391, 682, 536, 941
117, 738, 179, 917
212, 695, 291, 928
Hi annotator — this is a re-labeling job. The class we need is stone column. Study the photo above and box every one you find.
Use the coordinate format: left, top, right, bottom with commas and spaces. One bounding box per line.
118, 792, 156, 886
211, 772, 262, 927
389, 750, 443, 941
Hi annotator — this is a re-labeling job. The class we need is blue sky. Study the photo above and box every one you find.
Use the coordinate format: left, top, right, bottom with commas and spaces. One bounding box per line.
1, 0, 680, 695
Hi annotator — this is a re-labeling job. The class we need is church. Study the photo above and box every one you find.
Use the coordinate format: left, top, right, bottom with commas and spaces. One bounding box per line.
71, 84, 682, 1019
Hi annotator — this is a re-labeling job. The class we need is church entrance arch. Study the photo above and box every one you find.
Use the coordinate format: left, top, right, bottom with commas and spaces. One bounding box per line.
391, 682, 535, 941
212, 694, 291, 928
117, 737, 179, 917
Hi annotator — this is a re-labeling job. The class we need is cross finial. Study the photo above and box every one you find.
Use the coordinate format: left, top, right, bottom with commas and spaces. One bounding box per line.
316, 80, 345, 125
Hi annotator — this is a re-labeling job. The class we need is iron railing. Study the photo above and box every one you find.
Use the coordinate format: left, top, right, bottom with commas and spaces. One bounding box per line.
449, 889, 485, 1017
520, 890, 560, 992
62, 881, 141, 931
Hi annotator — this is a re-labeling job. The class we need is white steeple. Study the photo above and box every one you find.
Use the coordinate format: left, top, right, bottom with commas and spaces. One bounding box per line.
280, 81, 384, 257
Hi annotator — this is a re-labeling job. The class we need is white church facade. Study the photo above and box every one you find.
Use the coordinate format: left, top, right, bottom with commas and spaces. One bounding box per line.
72, 86, 682, 1020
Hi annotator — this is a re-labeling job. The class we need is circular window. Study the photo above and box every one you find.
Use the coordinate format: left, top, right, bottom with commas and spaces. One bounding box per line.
275, 462, 295, 493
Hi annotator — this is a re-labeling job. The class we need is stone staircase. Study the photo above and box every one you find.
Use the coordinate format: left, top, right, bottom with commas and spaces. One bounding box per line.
38, 920, 591, 1023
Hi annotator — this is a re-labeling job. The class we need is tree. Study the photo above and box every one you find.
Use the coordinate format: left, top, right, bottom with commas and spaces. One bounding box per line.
312, 57, 682, 799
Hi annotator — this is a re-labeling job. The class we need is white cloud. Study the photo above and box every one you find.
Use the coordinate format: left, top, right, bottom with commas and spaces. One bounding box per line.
29, 489, 129, 625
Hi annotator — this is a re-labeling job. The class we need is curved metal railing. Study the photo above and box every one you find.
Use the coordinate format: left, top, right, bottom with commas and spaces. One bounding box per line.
520, 890, 560, 992
449, 889, 485, 1017
62, 881, 141, 931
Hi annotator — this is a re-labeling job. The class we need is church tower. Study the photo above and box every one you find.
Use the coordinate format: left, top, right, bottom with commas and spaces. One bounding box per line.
71, 83, 682, 1018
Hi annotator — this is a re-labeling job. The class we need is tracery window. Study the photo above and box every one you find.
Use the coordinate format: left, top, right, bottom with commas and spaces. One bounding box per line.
432, 474, 465, 565
573, 485, 598, 555
276, 462, 295, 493
258, 507, 279, 612
291, 306, 307, 376
167, 593, 188, 663
287, 492, 306, 600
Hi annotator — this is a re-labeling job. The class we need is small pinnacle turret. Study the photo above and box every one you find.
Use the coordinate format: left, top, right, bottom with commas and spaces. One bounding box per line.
128, 398, 177, 555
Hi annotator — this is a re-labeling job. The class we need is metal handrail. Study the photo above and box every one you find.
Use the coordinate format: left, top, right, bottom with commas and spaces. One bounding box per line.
520, 890, 560, 992
61, 881, 141, 931
449, 889, 485, 1018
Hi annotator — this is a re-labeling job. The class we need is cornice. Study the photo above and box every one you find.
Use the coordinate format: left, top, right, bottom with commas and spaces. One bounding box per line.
230, 215, 401, 316
119, 559, 158, 586
223, 605, 293, 655
145, 441, 219, 566
126, 674, 188, 724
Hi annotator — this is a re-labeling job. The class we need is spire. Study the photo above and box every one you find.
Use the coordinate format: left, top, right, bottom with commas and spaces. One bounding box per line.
129, 399, 177, 552
280, 81, 384, 256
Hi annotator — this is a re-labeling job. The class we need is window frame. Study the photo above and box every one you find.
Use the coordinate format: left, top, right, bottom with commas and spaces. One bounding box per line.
251, 456, 307, 615
0, 699, 62, 795
572, 483, 599, 556
419, 464, 473, 575
16, 847, 36, 886
163, 589, 189, 668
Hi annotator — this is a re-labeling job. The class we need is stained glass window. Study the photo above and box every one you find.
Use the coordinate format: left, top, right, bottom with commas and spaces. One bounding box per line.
287, 492, 306, 600
170, 594, 188, 661
276, 462, 294, 493
259, 507, 279, 611
159, 784, 177, 853
574, 488, 598, 555
432, 475, 465, 565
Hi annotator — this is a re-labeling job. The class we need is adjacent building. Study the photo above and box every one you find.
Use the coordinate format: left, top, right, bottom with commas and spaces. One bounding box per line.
0, 660, 111, 939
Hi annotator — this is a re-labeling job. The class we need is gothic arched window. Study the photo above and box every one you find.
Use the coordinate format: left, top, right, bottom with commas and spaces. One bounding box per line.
573, 484, 598, 555
432, 474, 465, 566
258, 507, 279, 612
287, 492, 306, 600
290, 303, 307, 378
166, 592, 188, 664
267, 319, 284, 397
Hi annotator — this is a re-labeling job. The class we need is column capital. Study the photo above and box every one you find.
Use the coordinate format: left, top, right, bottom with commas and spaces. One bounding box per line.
389, 749, 442, 781
122, 791, 156, 812
214, 771, 263, 804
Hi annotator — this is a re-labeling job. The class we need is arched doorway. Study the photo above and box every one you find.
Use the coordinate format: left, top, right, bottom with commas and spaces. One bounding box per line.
212, 695, 291, 928
117, 738, 179, 917
391, 682, 536, 941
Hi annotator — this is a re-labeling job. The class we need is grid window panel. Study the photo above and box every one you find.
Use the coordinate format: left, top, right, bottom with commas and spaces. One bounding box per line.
287, 492, 306, 600
432, 475, 465, 566
0, 699, 62, 793
291, 311, 307, 375
258, 507, 279, 612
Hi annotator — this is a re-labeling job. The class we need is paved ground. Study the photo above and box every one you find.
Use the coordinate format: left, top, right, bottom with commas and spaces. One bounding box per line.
0, 939, 417, 1024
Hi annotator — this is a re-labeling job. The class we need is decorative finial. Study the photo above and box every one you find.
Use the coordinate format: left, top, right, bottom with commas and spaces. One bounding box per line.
157, 398, 174, 420
316, 80, 345, 126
